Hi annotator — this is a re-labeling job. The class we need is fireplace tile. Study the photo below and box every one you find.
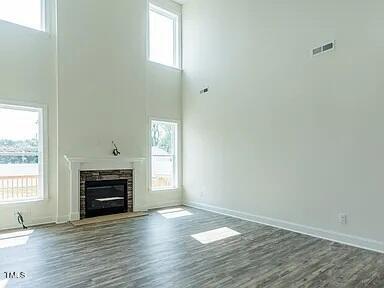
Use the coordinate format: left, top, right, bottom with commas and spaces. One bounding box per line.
79, 169, 133, 219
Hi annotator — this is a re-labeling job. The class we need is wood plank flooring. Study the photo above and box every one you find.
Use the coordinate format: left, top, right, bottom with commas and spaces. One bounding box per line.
1, 206, 384, 287
70, 212, 148, 227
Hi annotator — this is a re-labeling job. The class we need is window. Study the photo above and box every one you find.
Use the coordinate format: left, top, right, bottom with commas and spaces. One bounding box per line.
0, 0, 45, 31
0, 104, 45, 203
151, 120, 178, 191
149, 3, 180, 68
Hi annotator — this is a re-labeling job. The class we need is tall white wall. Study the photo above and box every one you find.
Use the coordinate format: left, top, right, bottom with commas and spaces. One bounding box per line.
0, 1, 57, 229
182, 0, 384, 250
57, 0, 182, 219
0, 0, 182, 229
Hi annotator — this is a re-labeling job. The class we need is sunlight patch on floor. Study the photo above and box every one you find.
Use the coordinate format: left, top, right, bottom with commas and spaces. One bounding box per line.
158, 207, 184, 214
0, 229, 33, 249
161, 210, 193, 219
158, 207, 193, 219
191, 227, 240, 244
0, 279, 8, 288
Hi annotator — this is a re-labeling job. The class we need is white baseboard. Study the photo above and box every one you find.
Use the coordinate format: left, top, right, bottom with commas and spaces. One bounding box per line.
146, 200, 182, 210
70, 212, 80, 222
184, 201, 384, 254
55, 202, 183, 223
133, 206, 149, 212
56, 215, 70, 224
0, 216, 56, 231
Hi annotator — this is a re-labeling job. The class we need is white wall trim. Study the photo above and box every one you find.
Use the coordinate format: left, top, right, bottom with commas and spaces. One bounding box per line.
146, 199, 182, 210
0, 100, 49, 202
64, 156, 147, 221
150, 0, 182, 16
147, 117, 182, 192
0, 216, 55, 231
147, 0, 182, 69
184, 201, 384, 254
55, 215, 69, 224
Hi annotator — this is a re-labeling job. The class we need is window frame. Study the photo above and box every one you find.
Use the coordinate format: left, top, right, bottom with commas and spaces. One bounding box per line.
40, 0, 46, 32
149, 118, 180, 192
148, 2, 181, 70
0, 101, 48, 204
0, 0, 46, 32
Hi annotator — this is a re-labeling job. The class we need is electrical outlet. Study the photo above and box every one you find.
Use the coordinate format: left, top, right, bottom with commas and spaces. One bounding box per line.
338, 213, 347, 225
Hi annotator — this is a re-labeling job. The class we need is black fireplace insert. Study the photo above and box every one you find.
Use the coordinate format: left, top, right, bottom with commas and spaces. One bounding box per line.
85, 179, 128, 218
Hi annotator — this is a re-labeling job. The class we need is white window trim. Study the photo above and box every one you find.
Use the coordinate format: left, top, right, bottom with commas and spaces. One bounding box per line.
0, 100, 48, 205
149, 117, 181, 192
40, 0, 46, 32
0, 0, 48, 33
147, 1, 182, 70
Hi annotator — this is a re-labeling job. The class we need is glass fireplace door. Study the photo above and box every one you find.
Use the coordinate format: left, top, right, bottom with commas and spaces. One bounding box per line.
85, 179, 128, 218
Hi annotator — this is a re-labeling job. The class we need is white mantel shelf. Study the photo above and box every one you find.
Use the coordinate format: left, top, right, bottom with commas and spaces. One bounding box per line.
64, 155, 145, 164
64, 155, 147, 221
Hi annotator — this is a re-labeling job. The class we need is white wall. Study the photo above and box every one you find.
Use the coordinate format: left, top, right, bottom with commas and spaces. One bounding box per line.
0, 0, 182, 229
0, 0, 57, 229
146, 62, 183, 209
182, 0, 384, 250
57, 0, 182, 219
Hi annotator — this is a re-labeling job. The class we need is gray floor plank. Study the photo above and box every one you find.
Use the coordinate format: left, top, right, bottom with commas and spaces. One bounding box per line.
1, 206, 384, 287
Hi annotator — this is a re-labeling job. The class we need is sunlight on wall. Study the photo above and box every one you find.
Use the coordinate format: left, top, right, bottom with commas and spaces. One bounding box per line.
191, 227, 240, 244
158, 207, 193, 219
0, 229, 33, 249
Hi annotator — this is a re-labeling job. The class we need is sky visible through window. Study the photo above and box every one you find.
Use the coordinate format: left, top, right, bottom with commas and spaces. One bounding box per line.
0, 108, 38, 141
0, 0, 43, 31
149, 7, 175, 67
0, 107, 39, 166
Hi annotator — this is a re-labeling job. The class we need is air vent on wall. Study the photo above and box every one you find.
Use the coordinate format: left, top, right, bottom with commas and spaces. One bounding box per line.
200, 87, 209, 94
312, 41, 335, 56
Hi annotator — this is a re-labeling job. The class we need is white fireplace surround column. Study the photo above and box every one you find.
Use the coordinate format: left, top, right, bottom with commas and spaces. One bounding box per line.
64, 156, 146, 221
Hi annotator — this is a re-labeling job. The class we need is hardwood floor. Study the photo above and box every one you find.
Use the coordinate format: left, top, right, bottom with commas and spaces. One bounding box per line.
1, 206, 384, 287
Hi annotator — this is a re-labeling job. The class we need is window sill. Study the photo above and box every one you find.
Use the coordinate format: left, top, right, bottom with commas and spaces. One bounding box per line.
150, 187, 180, 193
0, 198, 46, 206
0, 19, 48, 33
148, 59, 182, 72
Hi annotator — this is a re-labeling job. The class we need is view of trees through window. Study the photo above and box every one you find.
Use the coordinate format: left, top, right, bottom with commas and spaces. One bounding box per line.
151, 120, 177, 190
0, 106, 41, 202
0, 139, 38, 164
151, 121, 174, 154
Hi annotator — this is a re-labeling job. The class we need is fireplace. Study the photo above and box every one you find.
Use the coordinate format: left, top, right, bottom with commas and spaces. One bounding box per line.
80, 169, 133, 219
85, 179, 128, 218
64, 156, 145, 222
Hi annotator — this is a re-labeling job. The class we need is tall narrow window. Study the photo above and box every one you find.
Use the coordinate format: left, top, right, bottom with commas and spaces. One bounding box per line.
0, 104, 45, 203
149, 3, 180, 68
151, 120, 178, 191
0, 0, 45, 31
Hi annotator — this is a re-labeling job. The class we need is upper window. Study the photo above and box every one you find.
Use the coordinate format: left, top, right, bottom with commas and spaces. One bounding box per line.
0, 0, 45, 31
0, 104, 45, 203
149, 3, 180, 69
151, 120, 178, 191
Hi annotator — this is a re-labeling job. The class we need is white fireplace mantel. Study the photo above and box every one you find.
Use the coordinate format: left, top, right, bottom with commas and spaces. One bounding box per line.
64, 155, 146, 221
